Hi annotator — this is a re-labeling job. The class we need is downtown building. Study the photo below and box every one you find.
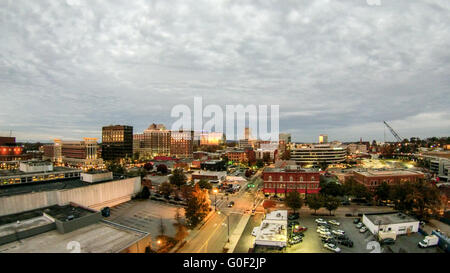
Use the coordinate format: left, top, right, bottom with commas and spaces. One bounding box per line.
170, 130, 194, 158
133, 124, 171, 159
353, 170, 425, 191
0, 136, 32, 162
101, 125, 133, 161
262, 166, 321, 198
43, 138, 103, 168
288, 143, 347, 165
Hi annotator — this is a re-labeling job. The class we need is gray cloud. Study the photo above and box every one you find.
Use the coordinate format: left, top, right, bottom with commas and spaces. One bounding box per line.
1, 0, 449, 142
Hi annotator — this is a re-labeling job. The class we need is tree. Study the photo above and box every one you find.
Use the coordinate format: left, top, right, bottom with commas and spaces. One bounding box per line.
180, 184, 194, 200
143, 162, 153, 172
184, 184, 211, 228
324, 196, 341, 216
197, 178, 212, 190
173, 208, 188, 242
375, 182, 391, 202
141, 186, 150, 199
306, 194, 324, 214
106, 161, 126, 175
263, 153, 271, 163
157, 164, 169, 174
284, 191, 304, 213
245, 169, 253, 178
319, 181, 343, 197
256, 159, 264, 168
170, 168, 187, 189
159, 182, 173, 197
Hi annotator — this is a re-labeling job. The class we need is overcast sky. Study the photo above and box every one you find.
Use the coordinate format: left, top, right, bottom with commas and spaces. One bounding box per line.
1, 0, 450, 143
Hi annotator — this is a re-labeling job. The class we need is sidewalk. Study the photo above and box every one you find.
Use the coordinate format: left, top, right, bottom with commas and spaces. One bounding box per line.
223, 213, 251, 253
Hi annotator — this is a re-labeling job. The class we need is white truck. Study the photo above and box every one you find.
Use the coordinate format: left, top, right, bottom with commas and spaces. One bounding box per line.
418, 235, 439, 248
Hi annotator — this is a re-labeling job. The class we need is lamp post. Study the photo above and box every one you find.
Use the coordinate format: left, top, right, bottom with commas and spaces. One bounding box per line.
213, 188, 218, 211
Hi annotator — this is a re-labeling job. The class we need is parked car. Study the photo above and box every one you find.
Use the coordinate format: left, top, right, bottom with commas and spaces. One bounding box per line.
359, 227, 368, 233
315, 218, 327, 225
288, 221, 300, 228
320, 234, 334, 241
323, 237, 337, 244
356, 222, 364, 229
329, 220, 340, 226
318, 222, 331, 228
338, 239, 354, 247
332, 230, 345, 236
289, 237, 302, 245
317, 226, 330, 232
228, 201, 235, 207
293, 226, 308, 233
324, 243, 341, 253
318, 230, 332, 237
288, 213, 300, 220
353, 218, 360, 224
335, 234, 349, 240
380, 238, 395, 245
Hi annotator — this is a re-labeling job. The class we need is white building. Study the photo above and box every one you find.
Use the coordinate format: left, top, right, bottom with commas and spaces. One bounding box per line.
254, 210, 287, 248
362, 212, 420, 240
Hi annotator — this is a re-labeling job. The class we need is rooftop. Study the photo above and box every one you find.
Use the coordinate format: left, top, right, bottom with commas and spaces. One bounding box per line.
365, 212, 419, 225
263, 167, 320, 173
355, 170, 424, 177
0, 176, 123, 198
255, 219, 287, 243
0, 221, 147, 253
0, 166, 79, 177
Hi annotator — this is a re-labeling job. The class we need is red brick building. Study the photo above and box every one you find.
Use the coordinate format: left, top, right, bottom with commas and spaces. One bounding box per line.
353, 170, 425, 190
262, 167, 321, 197
0, 137, 31, 161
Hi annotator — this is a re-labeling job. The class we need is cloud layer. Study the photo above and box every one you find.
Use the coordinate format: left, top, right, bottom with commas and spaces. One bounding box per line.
1, 0, 449, 142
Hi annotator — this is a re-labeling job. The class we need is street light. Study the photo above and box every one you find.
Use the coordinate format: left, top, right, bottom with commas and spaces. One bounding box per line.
213, 188, 218, 211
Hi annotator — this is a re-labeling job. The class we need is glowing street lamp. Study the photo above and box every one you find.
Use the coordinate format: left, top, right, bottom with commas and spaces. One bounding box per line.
213, 188, 218, 211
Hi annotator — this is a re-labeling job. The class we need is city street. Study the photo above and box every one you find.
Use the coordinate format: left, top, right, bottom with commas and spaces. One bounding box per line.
177, 170, 263, 253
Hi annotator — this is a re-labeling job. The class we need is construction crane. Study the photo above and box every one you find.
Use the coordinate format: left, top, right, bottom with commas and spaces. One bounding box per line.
383, 121, 403, 142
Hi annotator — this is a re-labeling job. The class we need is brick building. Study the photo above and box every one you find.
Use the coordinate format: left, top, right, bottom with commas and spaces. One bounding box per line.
353, 170, 425, 190
262, 167, 321, 197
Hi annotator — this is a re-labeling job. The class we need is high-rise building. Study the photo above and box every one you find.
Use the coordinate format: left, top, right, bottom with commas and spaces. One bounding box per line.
170, 130, 194, 158
133, 124, 171, 158
319, 134, 328, 144
102, 125, 133, 161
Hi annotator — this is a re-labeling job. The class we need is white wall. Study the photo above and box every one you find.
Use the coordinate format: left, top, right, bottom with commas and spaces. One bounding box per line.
362, 214, 419, 236
0, 177, 141, 217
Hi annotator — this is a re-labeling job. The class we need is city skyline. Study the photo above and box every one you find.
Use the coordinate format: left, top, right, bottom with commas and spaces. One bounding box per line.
1, 1, 450, 142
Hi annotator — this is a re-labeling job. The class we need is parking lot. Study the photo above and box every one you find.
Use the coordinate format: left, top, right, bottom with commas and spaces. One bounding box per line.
108, 199, 185, 249
254, 214, 443, 253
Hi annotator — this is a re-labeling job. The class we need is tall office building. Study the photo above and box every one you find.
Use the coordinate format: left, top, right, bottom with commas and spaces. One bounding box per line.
133, 124, 171, 158
319, 134, 328, 144
102, 125, 133, 161
170, 130, 194, 158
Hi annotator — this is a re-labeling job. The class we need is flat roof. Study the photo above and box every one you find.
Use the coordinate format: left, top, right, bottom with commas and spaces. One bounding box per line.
0, 176, 124, 198
0, 166, 80, 177
255, 219, 287, 243
355, 170, 424, 177
263, 167, 320, 173
0, 221, 147, 253
0, 215, 53, 238
365, 212, 419, 225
